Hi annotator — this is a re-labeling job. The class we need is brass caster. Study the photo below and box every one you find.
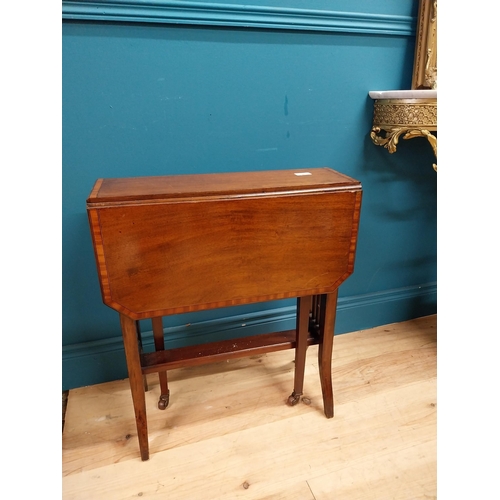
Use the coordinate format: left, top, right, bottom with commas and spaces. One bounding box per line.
287, 391, 301, 406
158, 392, 170, 410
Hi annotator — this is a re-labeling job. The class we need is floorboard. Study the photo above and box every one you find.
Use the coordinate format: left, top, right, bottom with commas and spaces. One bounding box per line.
62, 315, 437, 499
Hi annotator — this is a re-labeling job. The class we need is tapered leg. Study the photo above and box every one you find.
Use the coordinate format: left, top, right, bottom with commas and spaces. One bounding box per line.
318, 290, 338, 418
312, 295, 318, 325
135, 321, 148, 392
151, 317, 170, 410
120, 314, 149, 461
288, 295, 313, 406
310, 294, 321, 336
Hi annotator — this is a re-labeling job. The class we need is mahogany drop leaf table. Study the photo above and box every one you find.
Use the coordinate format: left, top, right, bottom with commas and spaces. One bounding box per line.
87, 168, 362, 460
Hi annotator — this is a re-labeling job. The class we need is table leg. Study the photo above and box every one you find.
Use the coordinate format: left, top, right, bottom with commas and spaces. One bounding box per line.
311, 294, 318, 329
318, 290, 338, 418
151, 317, 170, 410
287, 295, 313, 406
120, 313, 149, 461
310, 294, 321, 336
135, 321, 148, 392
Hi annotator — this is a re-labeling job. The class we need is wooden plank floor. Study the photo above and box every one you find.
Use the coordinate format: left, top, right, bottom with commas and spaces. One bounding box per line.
62, 315, 437, 499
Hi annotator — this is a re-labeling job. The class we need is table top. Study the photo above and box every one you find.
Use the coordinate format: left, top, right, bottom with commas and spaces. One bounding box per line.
87, 167, 362, 319
87, 168, 361, 206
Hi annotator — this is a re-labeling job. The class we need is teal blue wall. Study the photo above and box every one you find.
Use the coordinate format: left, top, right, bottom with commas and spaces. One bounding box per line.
62, 0, 436, 390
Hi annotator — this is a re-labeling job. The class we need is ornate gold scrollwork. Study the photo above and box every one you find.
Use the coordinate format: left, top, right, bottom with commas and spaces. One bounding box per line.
372, 99, 436, 129
370, 97, 437, 171
370, 126, 437, 172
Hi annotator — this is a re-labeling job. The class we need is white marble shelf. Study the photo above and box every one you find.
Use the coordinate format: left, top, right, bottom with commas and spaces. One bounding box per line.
368, 89, 437, 100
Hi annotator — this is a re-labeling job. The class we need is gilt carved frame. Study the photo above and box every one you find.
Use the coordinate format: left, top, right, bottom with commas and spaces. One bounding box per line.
411, 0, 437, 90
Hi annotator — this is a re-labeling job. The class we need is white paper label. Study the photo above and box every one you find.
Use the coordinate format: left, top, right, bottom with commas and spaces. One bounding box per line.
294, 172, 312, 176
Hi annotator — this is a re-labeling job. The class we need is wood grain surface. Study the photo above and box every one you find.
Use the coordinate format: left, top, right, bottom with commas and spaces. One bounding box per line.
63, 315, 437, 500
87, 168, 362, 319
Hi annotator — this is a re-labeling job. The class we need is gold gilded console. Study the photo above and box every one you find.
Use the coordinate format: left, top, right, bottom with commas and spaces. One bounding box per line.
369, 0, 437, 171
370, 97, 437, 171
